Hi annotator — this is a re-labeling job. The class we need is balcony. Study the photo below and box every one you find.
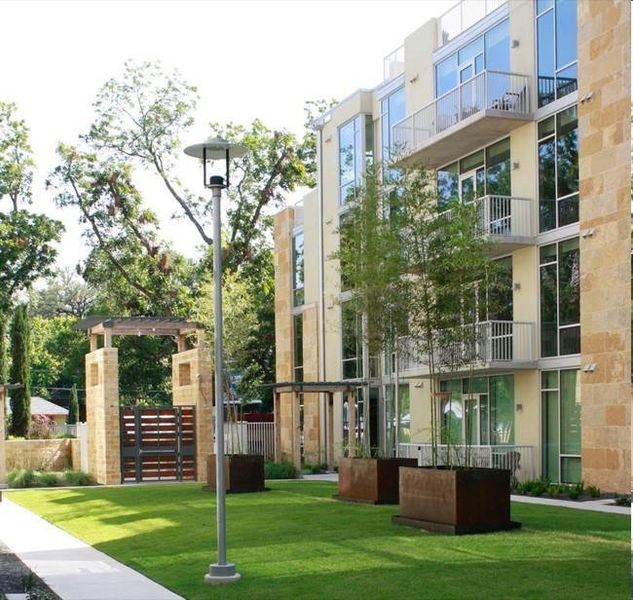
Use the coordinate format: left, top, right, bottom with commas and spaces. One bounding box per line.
397, 320, 536, 377
392, 70, 532, 169
383, 45, 405, 81
442, 195, 535, 256
438, 0, 507, 47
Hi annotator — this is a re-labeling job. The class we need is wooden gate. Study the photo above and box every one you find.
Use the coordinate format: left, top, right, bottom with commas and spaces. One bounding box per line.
120, 406, 196, 483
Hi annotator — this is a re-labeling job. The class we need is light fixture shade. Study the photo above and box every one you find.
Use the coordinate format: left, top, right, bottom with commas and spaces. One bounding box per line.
183, 137, 247, 160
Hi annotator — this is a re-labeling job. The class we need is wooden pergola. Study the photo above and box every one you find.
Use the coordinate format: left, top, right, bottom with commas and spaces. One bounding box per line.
269, 381, 366, 470
75, 316, 204, 351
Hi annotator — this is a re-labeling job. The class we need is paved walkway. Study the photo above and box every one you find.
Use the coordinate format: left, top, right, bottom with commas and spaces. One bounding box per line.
0, 499, 183, 600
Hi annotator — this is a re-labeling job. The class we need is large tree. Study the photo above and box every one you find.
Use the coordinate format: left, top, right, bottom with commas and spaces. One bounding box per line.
9, 304, 31, 437
0, 101, 64, 381
29, 268, 96, 318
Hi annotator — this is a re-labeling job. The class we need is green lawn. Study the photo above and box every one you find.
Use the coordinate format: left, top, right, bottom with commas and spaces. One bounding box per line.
9, 482, 630, 600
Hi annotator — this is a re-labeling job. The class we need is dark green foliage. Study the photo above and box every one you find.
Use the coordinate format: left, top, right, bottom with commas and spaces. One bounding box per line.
36, 472, 60, 487
67, 384, 79, 425
7, 468, 35, 488
264, 461, 299, 479
515, 479, 550, 497
0, 316, 7, 383
568, 481, 584, 500
62, 470, 92, 486
587, 485, 600, 498
9, 304, 30, 437
302, 463, 328, 475
614, 494, 631, 506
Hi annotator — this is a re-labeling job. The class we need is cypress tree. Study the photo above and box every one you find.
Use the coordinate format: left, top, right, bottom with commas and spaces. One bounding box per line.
9, 304, 31, 437
67, 383, 79, 425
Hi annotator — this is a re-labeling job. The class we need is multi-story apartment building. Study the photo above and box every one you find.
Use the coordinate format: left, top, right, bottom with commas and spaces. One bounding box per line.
274, 0, 630, 492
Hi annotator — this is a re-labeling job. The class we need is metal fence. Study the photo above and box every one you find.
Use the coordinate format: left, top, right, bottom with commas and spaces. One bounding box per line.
224, 422, 275, 460
398, 442, 536, 482
393, 70, 530, 156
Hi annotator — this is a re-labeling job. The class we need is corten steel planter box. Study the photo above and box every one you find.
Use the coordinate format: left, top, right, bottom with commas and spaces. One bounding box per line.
392, 466, 520, 534
207, 454, 265, 493
335, 457, 418, 504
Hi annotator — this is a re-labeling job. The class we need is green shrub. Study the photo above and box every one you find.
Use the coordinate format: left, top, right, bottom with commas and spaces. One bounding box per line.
587, 485, 600, 498
569, 481, 584, 500
302, 463, 328, 474
264, 461, 299, 480
63, 470, 92, 486
7, 468, 35, 488
614, 494, 631, 506
36, 472, 61, 487
515, 479, 550, 497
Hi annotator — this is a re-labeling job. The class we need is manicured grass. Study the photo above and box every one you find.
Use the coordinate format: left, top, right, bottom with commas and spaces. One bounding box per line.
9, 482, 630, 600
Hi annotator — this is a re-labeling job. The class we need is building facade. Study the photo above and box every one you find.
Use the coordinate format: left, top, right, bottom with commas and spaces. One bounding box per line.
273, 0, 631, 492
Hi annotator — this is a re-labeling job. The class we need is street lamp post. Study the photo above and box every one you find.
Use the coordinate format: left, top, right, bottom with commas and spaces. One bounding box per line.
184, 137, 246, 585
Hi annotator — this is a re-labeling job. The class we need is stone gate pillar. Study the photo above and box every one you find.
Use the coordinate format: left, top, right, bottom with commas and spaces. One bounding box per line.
172, 332, 213, 483
85, 347, 121, 485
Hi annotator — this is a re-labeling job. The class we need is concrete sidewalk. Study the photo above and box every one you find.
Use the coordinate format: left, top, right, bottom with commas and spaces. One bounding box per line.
0, 499, 183, 600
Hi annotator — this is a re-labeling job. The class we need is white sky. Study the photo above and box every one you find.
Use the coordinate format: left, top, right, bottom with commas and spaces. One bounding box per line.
1, 0, 452, 269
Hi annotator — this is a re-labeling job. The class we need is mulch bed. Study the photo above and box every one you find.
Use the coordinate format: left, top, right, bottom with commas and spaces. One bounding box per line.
0, 540, 60, 599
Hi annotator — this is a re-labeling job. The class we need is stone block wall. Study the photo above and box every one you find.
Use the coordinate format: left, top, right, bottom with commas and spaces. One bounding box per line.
85, 348, 121, 485
5, 439, 79, 471
578, 0, 631, 493
302, 305, 322, 465
172, 344, 213, 483
274, 208, 296, 463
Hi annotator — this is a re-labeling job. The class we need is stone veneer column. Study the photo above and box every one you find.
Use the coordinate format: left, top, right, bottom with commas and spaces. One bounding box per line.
172, 336, 213, 483
85, 348, 121, 485
0, 387, 6, 485
577, 0, 631, 493
302, 305, 321, 465
274, 208, 296, 463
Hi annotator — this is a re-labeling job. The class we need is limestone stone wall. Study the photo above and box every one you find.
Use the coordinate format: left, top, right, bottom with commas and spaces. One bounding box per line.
302, 305, 321, 465
578, 0, 631, 493
172, 344, 213, 483
274, 208, 295, 462
85, 348, 121, 485
5, 439, 79, 471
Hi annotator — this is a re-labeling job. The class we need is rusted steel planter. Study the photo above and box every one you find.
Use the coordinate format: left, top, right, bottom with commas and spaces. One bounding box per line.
335, 457, 418, 504
207, 454, 265, 493
393, 466, 520, 534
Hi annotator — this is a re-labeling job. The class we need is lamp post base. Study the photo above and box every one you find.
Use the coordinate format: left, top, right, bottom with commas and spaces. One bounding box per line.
204, 563, 241, 585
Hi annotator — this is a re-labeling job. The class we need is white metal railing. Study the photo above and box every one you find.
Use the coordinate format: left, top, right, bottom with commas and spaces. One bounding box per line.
441, 195, 533, 240
392, 70, 530, 156
224, 421, 275, 460
397, 320, 535, 373
383, 45, 405, 81
399, 443, 535, 482
438, 0, 506, 46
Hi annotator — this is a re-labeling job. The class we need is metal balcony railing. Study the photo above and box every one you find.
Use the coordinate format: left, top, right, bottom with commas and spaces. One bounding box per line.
398, 442, 536, 482
441, 195, 534, 240
397, 320, 535, 373
438, 0, 507, 47
383, 45, 405, 81
392, 70, 530, 158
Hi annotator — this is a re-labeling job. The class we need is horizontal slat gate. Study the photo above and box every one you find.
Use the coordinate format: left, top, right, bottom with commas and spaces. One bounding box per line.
120, 406, 196, 483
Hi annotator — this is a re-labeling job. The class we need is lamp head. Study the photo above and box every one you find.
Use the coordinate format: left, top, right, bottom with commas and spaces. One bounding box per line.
183, 137, 247, 189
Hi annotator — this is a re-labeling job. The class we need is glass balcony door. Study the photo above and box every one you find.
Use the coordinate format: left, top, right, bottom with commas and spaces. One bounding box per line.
459, 168, 485, 204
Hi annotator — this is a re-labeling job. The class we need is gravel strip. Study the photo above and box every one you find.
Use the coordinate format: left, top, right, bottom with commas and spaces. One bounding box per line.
0, 540, 60, 599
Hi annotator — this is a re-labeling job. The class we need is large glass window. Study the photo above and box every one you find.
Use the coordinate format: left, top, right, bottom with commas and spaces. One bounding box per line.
538, 105, 578, 232
381, 86, 405, 180
439, 375, 514, 445
341, 302, 362, 380
542, 369, 581, 483
293, 313, 303, 382
434, 19, 509, 98
537, 0, 577, 108
539, 238, 580, 357
338, 114, 373, 205
292, 231, 304, 306
436, 137, 510, 210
